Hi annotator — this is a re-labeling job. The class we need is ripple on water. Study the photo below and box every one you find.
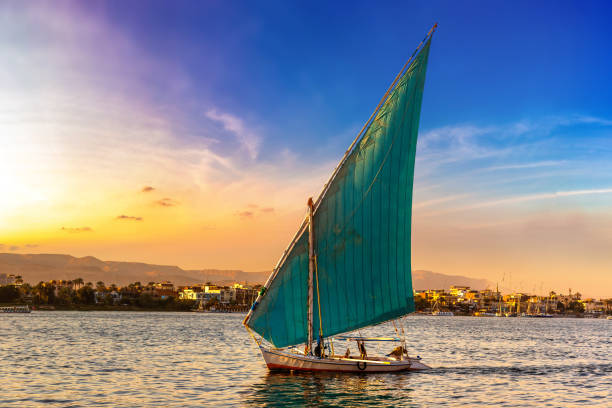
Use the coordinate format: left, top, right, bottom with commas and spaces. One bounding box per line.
1, 312, 610, 407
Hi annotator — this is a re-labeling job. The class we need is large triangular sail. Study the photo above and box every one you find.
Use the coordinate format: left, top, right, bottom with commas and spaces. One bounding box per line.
246, 29, 434, 348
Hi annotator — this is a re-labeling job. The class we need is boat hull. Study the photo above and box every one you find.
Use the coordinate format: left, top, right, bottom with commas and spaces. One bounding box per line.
260, 347, 430, 373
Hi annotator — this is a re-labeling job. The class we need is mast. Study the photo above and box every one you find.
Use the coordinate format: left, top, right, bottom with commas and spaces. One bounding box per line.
306, 197, 315, 354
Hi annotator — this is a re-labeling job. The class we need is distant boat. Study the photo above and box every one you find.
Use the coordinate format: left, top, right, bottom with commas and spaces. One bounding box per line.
0, 305, 31, 313
475, 311, 496, 317
432, 310, 454, 316
243, 25, 438, 373
431, 300, 454, 316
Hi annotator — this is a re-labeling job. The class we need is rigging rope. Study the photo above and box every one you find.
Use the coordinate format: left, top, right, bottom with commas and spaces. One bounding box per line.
314, 254, 324, 339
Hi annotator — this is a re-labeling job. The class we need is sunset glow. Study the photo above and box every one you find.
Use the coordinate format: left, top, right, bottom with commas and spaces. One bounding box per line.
1, 1, 611, 297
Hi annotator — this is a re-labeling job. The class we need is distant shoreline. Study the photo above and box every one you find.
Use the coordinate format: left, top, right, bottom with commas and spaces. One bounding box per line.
0, 304, 247, 313
3, 306, 606, 318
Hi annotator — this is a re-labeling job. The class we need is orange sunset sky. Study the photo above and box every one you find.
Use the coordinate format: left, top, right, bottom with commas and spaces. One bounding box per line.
1, 2, 611, 298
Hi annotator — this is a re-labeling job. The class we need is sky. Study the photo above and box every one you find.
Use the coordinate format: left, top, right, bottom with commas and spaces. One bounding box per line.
1, 0, 611, 297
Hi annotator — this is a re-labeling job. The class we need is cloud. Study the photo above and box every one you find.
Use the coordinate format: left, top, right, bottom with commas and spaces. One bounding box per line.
237, 211, 254, 219
421, 188, 612, 217
155, 198, 178, 207
61, 227, 93, 233
236, 206, 275, 218
483, 161, 565, 172
413, 194, 469, 210
412, 115, 612, 217
116, 215, 143, 221
0, 243, 38, 251
206, 109, 261, 160
141, 186, 155, 192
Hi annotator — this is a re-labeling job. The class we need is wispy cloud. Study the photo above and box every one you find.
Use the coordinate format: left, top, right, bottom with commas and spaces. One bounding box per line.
413, 194, 470, 210
421, 188, 612, 217
235, 205, 275, 218
413, 115, 612, 216
483, 160, 565, 172
116, 215, 143, 221
0, 243, 38, 251
141, 186, 155, 192
155, 198, 178, 207
206, 109, 261, 160
61, 227, 93, 233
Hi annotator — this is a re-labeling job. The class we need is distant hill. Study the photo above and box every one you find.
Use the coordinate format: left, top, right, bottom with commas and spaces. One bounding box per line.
412, 270, 491, 291
0, 253, 268, 286
0, 253, 490, 290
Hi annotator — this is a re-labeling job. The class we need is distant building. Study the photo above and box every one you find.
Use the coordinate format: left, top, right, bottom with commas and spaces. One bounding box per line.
581, 298, 604, 314
151, 281, 177, 299
179, 283, 258, 305
94, 290, 122, 304
449, 286, 470, 297
179, 287, 204, 301
0, 274, 16, 285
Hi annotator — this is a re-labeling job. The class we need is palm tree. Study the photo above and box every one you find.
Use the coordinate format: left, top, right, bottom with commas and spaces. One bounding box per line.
74, 278, 84, 289
96, 281, 105, 292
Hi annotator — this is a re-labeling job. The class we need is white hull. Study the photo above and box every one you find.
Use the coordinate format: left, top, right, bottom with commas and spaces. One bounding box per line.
260, 347, 430, 373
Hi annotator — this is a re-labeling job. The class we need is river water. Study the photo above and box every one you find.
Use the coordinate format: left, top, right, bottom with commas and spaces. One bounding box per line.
0, 311, 609, 407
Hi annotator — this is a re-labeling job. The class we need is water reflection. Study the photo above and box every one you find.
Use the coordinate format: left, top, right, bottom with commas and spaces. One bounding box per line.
0, 312, 609, 407
245, 370, 416, 407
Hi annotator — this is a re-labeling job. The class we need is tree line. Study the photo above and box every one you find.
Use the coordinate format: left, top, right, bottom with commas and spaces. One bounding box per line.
0, 278, 195, 311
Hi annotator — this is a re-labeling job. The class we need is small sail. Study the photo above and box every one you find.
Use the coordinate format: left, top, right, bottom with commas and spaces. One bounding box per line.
248, 38, 432, 348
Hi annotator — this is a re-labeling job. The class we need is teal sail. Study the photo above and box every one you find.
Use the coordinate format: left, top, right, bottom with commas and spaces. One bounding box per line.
247, 36, 432, 349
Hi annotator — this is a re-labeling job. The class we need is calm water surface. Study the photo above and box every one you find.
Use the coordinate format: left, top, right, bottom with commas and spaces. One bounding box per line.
1, 312, 610, 407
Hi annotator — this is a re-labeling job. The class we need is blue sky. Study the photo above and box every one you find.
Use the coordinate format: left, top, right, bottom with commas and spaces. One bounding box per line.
1, 0, 611, 296
96, 0, 612, 146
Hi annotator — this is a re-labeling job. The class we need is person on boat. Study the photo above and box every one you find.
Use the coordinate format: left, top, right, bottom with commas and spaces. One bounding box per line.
314, 336, 325, 358
387, 345, 407, 361
357, 340, 367, 359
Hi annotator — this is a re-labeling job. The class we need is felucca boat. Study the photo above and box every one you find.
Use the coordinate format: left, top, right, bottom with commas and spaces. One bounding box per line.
243, 25, 437, 373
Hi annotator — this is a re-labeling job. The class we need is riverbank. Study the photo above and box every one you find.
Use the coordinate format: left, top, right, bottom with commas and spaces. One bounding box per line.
0, 303, 250, 313
414, 311, 610, 318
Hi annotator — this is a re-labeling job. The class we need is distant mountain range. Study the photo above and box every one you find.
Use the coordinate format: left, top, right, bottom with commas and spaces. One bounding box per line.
0, 253, 268, 286
412, 270, 490, 291
0, 253, 491, 290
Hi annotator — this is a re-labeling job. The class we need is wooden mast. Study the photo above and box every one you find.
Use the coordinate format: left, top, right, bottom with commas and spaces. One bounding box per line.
306, 197, 315, 354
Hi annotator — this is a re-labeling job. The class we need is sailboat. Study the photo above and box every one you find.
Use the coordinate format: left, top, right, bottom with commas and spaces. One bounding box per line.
242, 25, 437, 373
